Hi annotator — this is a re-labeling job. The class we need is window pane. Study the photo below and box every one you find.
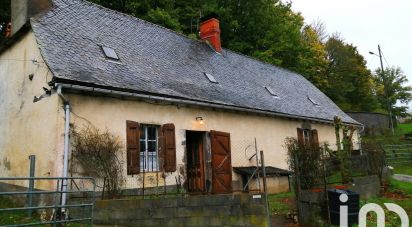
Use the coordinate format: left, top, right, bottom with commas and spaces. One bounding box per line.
140, 152, 145, 170
148, 141, 156, 152
147, 153, 158, 171
140, 140, 146, 152
140, 126, 145, 140
147, 126, 157, 140
149, 154, 154, 171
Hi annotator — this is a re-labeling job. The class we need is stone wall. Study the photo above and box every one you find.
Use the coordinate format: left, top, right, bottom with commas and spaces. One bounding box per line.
346, 112, 390, 136
92, 194, 268, 226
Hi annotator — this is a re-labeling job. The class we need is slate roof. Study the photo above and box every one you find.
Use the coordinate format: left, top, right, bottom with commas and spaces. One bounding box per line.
30, 0, 358, 124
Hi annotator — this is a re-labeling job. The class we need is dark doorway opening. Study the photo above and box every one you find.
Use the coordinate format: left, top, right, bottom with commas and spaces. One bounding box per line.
186, 131, 206, 193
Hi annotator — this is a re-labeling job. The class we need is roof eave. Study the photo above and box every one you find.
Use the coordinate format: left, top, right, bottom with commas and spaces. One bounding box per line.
53, 81, 362, 127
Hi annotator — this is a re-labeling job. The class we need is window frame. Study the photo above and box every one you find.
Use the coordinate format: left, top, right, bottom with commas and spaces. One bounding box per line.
303, 129, 311, 146
139, 124, 160, 172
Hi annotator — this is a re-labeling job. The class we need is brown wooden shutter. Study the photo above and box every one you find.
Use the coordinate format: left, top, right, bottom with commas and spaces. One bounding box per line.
162, 123, 176, 172
297, 128, 304, 146
126, 121, 140, 174
311, 129, 319, 147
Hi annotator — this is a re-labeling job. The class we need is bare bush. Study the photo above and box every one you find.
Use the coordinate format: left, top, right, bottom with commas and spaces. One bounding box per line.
71, 126, 124, 199
285, 138, 326, 189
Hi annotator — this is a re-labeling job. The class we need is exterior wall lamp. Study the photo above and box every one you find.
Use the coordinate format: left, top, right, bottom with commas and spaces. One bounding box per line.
196, 117, 204, 125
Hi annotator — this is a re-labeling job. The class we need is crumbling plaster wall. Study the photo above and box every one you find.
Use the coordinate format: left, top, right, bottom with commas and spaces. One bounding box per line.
0, 31, 63, 190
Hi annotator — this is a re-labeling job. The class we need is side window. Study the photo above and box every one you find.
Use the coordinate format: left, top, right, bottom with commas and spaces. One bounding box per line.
303, 129, 311, 146
297, 128, 319, 147
140, 124, 159, 172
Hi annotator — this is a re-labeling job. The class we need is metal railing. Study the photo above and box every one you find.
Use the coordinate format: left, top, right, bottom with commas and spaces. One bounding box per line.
382, 144, 412, 165
0, 177, 95, 226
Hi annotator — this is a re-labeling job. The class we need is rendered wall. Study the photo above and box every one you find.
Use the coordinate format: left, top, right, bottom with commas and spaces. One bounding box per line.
0, 31, 62, 190
65, 93, 358, 191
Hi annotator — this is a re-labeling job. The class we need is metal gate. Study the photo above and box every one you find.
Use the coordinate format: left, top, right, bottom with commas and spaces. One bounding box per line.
382, 144, 412, 166
0, 177, 95, 226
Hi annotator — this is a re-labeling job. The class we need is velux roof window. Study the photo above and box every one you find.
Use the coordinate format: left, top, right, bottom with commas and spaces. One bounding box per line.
265, 86, 279, 99
204, 72, 218, 83
102, 46, 119, 60
307, 96, 320, 106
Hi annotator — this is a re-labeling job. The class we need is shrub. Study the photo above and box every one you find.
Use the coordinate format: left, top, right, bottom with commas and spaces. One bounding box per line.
71, 126, 124, 199
285, 138, 326, 190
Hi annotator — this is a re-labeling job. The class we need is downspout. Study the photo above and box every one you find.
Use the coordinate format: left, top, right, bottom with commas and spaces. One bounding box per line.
57, 85, 70, 216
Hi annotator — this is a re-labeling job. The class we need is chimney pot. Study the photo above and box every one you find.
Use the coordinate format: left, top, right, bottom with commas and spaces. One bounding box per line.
5, 23, 12, 38
200, 18, 222, 52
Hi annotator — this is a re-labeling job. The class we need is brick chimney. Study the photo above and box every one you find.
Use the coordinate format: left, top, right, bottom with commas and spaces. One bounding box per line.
11, 0, 52, 35
199, 17, 222, 52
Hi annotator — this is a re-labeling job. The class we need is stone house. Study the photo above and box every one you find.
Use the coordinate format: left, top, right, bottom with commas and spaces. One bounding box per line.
0, 0, 361, 198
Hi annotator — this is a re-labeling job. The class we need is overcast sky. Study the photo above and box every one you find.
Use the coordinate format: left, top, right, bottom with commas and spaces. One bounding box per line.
291, 0, 412, 108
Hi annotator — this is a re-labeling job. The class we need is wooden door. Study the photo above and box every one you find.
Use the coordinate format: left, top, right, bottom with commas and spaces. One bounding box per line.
187, 132, 205, 193
210, 131, 232, 194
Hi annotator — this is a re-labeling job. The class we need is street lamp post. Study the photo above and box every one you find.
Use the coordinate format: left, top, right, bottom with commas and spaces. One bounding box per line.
369, 45, 395, 135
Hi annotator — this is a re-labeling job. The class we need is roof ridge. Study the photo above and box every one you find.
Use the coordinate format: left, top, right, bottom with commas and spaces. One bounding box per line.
53, 0, 309, 80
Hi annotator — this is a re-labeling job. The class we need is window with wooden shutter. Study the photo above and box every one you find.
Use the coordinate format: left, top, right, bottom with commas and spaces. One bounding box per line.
126, 121, 140, 174
162, 123, 176, 172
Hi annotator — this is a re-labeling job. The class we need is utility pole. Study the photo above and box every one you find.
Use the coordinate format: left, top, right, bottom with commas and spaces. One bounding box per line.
378, 45, 395, 135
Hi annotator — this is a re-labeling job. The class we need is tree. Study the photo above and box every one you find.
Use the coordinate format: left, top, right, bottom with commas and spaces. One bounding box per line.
296, 25, 329, 89
374, 66, 412, 117
325, 36, 379, 111
89, 0, 308, 71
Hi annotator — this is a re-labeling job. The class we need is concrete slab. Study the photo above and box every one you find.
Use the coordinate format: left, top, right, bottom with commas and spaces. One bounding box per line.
393, 174, 412, 183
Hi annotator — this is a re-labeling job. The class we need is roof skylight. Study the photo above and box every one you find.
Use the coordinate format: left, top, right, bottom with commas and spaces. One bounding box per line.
102, 46, 119, 60
204, 72, 218, 83
307, 96, 320, 106
265, 86, 279, 98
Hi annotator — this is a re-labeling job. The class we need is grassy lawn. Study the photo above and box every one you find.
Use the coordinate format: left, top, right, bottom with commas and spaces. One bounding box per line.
398, 123, 412, 133
0, 196, 89, 226
392, 164, 412, 176
268, 191, 295, 215
363, 123, 412, 144
0, 196, 40, 225
359, 178, 412, 227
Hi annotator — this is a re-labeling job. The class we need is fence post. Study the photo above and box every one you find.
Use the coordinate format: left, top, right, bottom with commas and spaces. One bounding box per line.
254, 138, 260, 192
26, 155, 36, 216
260, 150, 270, 227
321, 147, 331, 227
293, 152, 303, 224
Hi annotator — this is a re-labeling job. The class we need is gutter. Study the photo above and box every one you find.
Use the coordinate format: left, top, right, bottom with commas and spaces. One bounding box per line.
54, 83, 361, 126
56, 85, 70, 216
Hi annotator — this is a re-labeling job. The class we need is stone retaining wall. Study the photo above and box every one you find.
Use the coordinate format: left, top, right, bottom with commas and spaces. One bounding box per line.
93, 194, 268, 226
